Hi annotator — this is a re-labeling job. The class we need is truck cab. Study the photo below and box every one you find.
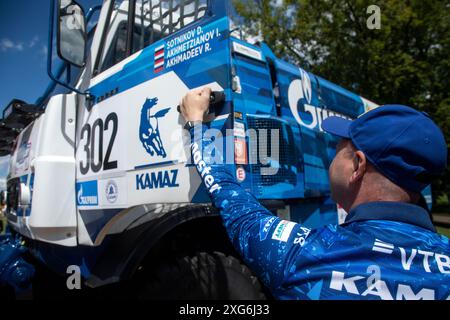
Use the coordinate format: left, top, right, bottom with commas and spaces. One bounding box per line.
0, 0, 430, 298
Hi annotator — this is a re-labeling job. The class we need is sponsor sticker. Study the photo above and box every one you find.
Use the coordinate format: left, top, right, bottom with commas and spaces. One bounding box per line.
271, 220, 296, 242
234, 138, 247, 164
76, 180, 98, 206
232, 42, 263, 61
105, 180, 118, 203
154, 44, 165, 73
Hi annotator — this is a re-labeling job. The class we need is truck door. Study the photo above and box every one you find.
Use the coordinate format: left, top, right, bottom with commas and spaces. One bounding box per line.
75, 0, 232, 245
229, 39, 304, 200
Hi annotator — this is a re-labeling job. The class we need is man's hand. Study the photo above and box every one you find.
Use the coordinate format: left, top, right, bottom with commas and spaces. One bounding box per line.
180, 87, 212, 122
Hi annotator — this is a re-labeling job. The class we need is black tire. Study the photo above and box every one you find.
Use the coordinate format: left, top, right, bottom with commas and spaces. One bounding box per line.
135, 251, 266, 300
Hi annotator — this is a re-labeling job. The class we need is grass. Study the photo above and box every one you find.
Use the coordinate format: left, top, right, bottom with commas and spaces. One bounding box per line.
436, 226, 450, 238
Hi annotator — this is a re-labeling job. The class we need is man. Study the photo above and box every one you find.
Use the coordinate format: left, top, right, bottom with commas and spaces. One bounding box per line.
179, 88, 449, 300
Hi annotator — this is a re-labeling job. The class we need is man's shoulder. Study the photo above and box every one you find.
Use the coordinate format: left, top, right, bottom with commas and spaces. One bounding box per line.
338, 220, 447, 245
289, 221, 450, 300
303, 220, 449, 256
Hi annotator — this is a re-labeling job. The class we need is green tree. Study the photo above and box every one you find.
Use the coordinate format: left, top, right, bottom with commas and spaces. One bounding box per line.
234, 0, 450, 210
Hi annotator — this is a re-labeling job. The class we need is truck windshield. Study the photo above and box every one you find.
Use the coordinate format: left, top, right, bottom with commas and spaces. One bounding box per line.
98, 0, 208, 74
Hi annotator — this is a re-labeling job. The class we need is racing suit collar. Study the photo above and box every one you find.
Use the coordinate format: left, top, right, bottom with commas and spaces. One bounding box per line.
344, 201, 436, 232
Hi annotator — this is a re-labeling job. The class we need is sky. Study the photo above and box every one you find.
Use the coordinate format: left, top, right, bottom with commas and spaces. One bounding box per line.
0, 0, 102, 190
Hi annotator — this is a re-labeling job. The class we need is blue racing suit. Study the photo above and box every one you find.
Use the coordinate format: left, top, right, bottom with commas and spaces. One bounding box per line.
190, 124, 450, 300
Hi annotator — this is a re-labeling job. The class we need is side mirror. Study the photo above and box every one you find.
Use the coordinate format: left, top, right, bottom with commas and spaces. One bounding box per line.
56, 0, 87, 67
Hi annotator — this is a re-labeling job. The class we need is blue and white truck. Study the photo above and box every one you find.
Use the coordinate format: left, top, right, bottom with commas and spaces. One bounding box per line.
0, 0, 432, 299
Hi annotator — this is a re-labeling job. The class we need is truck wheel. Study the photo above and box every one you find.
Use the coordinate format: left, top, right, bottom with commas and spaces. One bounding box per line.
135, 251, 266, 300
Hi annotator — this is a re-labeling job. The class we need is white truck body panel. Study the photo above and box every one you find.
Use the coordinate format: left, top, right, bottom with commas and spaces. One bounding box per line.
9, 94, 78, 246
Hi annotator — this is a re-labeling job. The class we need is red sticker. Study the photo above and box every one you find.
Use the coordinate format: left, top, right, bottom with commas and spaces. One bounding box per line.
234, 138, 248, 164
236, 167, 246, 182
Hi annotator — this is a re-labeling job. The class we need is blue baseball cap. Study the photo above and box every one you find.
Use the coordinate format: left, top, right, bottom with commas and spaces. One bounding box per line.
322, 105, 447, 192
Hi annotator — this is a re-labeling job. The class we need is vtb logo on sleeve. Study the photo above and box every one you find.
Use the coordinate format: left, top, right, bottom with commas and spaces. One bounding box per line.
139, 97, 170, 158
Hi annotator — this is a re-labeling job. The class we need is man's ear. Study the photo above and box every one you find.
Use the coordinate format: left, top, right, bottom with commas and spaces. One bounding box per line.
350, 151, 366, 183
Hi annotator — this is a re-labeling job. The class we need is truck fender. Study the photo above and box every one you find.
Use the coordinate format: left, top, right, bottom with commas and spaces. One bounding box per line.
85, 204, 220, 288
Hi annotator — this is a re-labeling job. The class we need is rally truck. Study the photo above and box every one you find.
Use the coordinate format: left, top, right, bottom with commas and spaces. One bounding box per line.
0, 0, 433, 299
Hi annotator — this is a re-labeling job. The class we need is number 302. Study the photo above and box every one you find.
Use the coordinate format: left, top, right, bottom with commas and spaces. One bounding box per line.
79, 112, 118, 175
